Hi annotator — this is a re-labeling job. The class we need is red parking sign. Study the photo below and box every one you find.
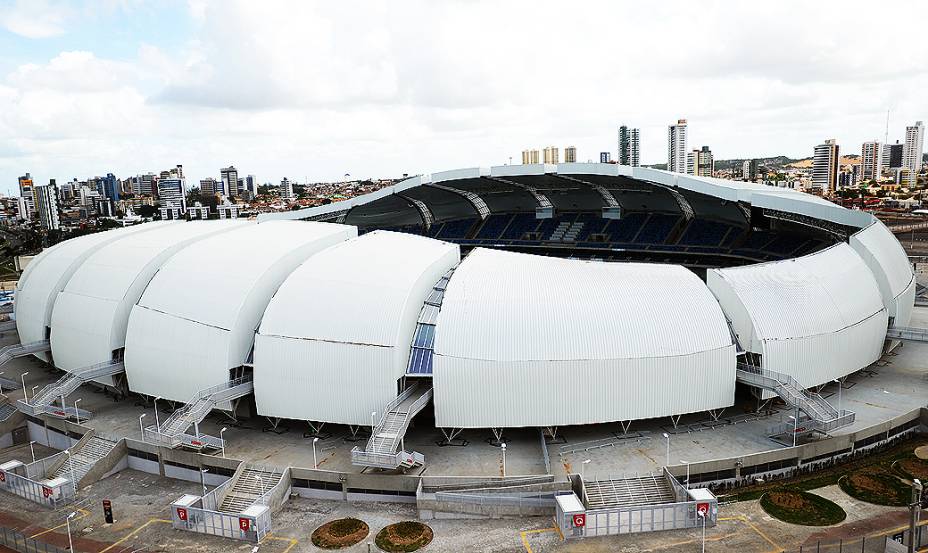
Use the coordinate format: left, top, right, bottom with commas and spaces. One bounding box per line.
42, 486, 52, 498
696, 502, 710, 516
176, 507, 187, 521
0, 471, 5, 482
239, 518, 251, 532
572, 513, 586, 527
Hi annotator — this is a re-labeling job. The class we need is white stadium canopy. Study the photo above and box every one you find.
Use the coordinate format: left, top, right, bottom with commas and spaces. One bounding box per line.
254, 231, 460, 426
433, 248, 736, 428
124, 220, 357, 403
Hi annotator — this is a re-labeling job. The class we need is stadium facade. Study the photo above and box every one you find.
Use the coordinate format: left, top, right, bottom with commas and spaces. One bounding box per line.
13, 163, 916, 438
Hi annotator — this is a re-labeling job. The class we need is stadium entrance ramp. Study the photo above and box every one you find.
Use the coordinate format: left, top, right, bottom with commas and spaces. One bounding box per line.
351, 383, 432, 470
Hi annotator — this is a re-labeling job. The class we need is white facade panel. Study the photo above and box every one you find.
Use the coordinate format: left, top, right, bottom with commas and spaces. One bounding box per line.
50, 221, 248, 373
124, 221, 355, 402
14, 223, 170, 351
708, 243, 888, 388
254, 231, 460, 425
849, 220, 916, 326
433, 248, 735, 428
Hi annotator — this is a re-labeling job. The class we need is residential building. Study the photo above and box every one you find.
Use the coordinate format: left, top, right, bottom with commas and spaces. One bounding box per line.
34, 181, 60, 230
600, 152, 612, 163
883, 141, 903, 169
618, 126, 640, 166
521, 149, 540, 164
157, 178, 186, 212
220, 165, 239, 197
903, 121, 924, 185
246, 175, 257, 196
667, 119, 688, 173
99, 172, 120, 201
564, 146, 577, 163
199, 178, 219, 196
742, 159, 758, 182
280, 178, 294, 200
860, 141, 882, 183
687, 146, 714, 177
543, 146, 559, 164
812, 139, 840, 194
17, 173, 34, 221
137, 173, 156, 197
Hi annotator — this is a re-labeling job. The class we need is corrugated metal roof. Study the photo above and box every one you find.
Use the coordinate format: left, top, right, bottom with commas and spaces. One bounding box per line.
708, 243, 885, 341
435, 248, 733, 362
849, 219, 915, 304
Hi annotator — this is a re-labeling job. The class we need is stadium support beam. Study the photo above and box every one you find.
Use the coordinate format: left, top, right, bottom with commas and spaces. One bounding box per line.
428, 183, 491, 220
618, 420, 632, 434
397, 194, 434, 230
554, 174, 620, 208
669, 415, 682, 429
485, 176, 553, 209
439, 428, 465, 445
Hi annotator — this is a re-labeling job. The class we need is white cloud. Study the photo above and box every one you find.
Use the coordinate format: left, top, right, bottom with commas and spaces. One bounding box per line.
0, 0, 71, 38
1, 0, 928, 194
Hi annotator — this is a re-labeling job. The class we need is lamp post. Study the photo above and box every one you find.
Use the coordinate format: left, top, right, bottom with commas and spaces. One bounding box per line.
680, 460, 690, 489
501, 443, 507, 477
31, 385, 38, 399
833, 379, 842, 414
65, 449, 77, 497
788, 412, 798, 447
20, 372, 28, 401
66, 511, 77, 552
153, 397, 161, 433
220, 427, 227, 459
74, 398, 82, 425
200, 468, 208, 497
370, 411, 377, 430
139, 413, 147, 442
581, 458, 591, 480
312, 437, 319, 469
256, 475, 266, 505
29, 440, 35, 463
698, 510, 706, 553
662, 432, 670, 467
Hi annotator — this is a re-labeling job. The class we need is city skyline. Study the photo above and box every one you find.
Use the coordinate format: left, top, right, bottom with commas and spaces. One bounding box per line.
1, 1, 927, 196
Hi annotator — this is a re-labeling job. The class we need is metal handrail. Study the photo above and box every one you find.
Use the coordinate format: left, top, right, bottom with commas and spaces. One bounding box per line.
159, 377, 253, 437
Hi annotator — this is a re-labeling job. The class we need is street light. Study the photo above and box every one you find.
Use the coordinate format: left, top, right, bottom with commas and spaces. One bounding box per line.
20, 371, 28, 401
680, 460, 690, 489
581, 459, 592, 480
501, 443, 507, 477
66, 511, 77, 552
662, 432, 670, 467
139, 413, 147, 442
220, 427, 227, 459
154, 397, 161, 432
64, 449, 77, 497
29, 440, 35, 463
788, 413, 798, 447
74, 398, 82, 425
370, 411, 377, 430
200, 468, 209, 497
833, 379, 842, 413
698, 510, 706, 553
31, 385, 38, 399
312, 437, 319, 469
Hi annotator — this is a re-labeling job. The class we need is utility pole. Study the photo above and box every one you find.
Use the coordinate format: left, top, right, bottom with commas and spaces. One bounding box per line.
909, 478, 922, 553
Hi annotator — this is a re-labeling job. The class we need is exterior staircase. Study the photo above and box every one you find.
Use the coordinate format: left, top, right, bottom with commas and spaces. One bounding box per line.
146, 376, 253, 450
218, 465, 285, 514
885, 326, 928, 343
351, 384, 432, 470
0, 395, 17, 422
735, 362, 854, 434
48, 436, 119, 484
0, 340, 50, 369
18, 360, 124, 419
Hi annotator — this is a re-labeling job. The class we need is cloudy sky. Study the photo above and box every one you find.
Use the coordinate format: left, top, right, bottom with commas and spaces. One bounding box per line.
1, 0, 926, 195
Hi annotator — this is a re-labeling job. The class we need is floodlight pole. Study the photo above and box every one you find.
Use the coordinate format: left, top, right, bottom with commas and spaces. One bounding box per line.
662, 432, 670, 466
139, 413, 147, 442
312, 437, 319, 469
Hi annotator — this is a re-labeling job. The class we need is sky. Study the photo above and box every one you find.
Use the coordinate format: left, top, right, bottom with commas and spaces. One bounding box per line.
1, 0, 927, 196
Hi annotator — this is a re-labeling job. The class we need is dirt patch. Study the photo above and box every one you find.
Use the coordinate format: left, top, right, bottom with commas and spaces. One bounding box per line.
897, 458, 928, 480
760, 489, 846, 526
311, 517, 370, 549
768, 490, 809, 510
915, 445, 928, 460
375, 521, 434, 552
840, 469, 910, 506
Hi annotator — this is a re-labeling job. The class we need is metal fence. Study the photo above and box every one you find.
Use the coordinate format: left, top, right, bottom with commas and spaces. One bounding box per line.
0, 526, 69, 553
0, 469, 73, 508
582, 500, 705, 537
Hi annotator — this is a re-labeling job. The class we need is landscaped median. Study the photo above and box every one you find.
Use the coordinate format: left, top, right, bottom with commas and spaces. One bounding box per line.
375, 521, 434, 552
759, 489, 847, 526
311, 518, 370, 549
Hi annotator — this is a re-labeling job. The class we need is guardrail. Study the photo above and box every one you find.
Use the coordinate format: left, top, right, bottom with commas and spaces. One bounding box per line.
0, 526, 70, 553
0, 467, 74, 508
171, 501, 270, 544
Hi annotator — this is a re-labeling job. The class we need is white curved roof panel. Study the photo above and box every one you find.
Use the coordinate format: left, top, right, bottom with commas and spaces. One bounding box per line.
124, 221, 356, 402
254, 231, 460, 425
433, 248, 736, 428
14, 222, 171, 349
49, 221, 250, 374
708, 243, 888, 388
849, 219, 916, 326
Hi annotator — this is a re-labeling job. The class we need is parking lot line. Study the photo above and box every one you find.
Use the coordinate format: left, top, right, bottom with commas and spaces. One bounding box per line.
29, 508, 91, 539
520, 527, 559, 553
98, 518, 171, 553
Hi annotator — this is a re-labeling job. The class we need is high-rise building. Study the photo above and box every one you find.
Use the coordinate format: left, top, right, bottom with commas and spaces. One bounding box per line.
667, 119, 688, 173
600, 152, 612, 163
812, 139, 840, 194
860, 141, 882, 183
100, 172, 120, 201
137, 173, 156, 197
246, 175, 257, 196
543, 146, 559, 164
157, 178, 186, 211
220, 165, 239, 197
17, 173, 34, 221
199, 178, 219, 196
280, 178, 294, 200
903, 121, 924, 186
564, 146, 577, 163
883, 141, 903, 169
34, 181, 60, 230
522, 150, 541, 165
686, 146, 714, 177
742, 159, 758, 182
618, 126, 640, 166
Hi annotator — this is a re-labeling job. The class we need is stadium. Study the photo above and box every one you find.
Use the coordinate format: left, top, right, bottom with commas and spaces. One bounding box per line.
8, 162, 918, 471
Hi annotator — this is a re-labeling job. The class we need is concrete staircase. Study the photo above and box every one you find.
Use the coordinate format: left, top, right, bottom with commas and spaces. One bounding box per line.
218, 465, 284, 514
49, 436, 119, 484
